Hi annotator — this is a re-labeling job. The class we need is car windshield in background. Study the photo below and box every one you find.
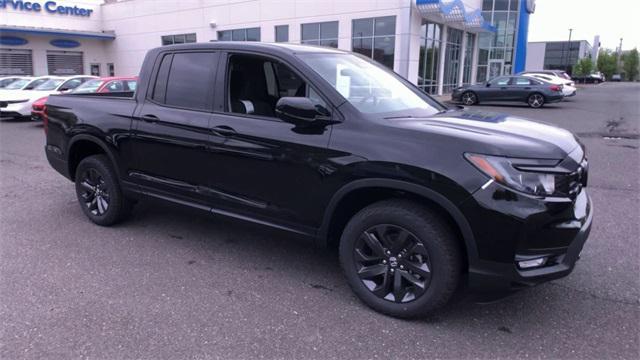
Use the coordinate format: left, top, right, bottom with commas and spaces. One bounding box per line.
297, 53, 442, 116
73, 79, 103, 93
35, 79, 64, 91
4, 79, 30, 89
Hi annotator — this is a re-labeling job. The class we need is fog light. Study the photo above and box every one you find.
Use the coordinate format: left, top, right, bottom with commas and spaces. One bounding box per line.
517, 257, 546, 269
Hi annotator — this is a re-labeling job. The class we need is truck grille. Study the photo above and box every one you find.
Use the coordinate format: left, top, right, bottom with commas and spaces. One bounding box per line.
555, 159, 588, 197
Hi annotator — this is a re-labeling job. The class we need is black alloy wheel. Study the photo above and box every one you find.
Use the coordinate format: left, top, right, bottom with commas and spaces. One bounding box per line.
461, 91, 477, 106
339, 199, 462, 318
79, 168, 110, 216
355, 224, 432, 303
74, 154, 132, 226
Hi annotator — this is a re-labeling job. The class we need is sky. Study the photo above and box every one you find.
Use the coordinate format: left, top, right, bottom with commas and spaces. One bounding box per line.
528, 0, 640, 51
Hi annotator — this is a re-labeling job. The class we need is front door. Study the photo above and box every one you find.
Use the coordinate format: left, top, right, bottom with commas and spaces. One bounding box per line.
205, 53, 335, 232
130, 51, 219, 206
488, 59, 504, 80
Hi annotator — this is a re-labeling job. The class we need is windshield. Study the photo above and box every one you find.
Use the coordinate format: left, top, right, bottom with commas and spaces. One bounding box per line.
72, 79, 103, 93
4, 79, 29, 89
297, 53, 442, 116
34, 79, 64, 91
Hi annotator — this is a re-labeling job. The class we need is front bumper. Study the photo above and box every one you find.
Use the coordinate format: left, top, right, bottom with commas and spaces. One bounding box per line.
461, 183, 593, 296
1, 101, 32, 116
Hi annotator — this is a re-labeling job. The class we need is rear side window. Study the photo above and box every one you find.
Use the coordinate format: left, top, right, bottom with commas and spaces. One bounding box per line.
164, 52, 217, 111
152, 54, 172, 103
513, 77, 532, 85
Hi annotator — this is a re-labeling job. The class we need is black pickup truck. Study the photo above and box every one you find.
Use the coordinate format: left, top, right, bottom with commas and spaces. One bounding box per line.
45, 42, 592, 318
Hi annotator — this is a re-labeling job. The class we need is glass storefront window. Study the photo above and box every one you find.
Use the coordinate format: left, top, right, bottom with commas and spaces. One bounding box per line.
442, 28, 463, 93
463, 33, 475, 85
418, 22, 442, 94
302, 21, 339, 48
352, 16, 396, 69
475, 0, 518, 82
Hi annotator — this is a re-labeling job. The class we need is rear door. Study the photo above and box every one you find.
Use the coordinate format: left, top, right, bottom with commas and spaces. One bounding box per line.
130, 51, 219, 206
205, 52, 336, 231
509, 76, 535, 101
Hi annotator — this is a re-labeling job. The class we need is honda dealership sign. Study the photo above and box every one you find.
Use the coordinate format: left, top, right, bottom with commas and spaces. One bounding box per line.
0, 0, 94, 17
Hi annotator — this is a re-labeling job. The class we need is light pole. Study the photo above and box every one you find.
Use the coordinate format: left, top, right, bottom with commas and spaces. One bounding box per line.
565, 28, 573, 72
617, 37, 623, 72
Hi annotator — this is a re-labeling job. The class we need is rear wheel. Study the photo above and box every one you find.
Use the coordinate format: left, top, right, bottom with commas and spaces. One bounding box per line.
527, 93, 545, 108
461, 91, 477, 105
339, 199, 462, 318
75, 154, 132, 226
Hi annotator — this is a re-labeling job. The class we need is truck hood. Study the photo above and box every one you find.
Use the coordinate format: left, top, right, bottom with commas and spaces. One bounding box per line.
390, 110, 580, 160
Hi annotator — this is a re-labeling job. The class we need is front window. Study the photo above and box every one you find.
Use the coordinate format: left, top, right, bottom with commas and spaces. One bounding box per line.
73, 79, 103, 93
34, 79, 64, 91
298, 53, 442, 116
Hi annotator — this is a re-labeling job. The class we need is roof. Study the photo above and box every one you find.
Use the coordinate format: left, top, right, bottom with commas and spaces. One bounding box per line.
158, 41, 348, 55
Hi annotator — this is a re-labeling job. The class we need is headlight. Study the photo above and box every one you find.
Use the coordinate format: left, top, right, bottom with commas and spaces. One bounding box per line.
465, 153, 556, 196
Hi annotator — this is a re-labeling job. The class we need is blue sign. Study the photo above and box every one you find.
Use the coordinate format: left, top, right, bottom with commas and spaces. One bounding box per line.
50, 39, 80, 48
0, 1, 94, 17
0, 35, 28, 46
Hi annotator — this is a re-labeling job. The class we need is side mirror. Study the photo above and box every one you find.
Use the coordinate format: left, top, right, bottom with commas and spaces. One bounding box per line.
275, 97, 332, 126
59, 87, 70, 93
485, 82, 491, 87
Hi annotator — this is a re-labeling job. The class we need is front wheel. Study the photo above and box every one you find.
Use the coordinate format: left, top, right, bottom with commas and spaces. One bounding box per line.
461, 91, 477, 106
75, 154, 132, 226
527, 93, 545, 108
339, 200, 462, 318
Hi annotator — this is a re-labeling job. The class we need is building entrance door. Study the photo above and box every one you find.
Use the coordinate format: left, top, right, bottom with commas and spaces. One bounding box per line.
488, 60, 504, 80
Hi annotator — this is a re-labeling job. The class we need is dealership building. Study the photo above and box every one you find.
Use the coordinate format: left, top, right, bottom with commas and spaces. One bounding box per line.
1, 0, 535, 94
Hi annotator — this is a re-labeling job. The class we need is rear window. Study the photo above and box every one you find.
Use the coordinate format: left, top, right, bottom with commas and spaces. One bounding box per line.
161, 52, 217, 111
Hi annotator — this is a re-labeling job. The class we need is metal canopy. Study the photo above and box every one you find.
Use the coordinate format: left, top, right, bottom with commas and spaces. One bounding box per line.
416, 0, 496, 32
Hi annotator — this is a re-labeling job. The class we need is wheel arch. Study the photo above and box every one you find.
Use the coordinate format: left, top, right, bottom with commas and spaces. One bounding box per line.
318, 178, 478, 266
67, 134, 121, 181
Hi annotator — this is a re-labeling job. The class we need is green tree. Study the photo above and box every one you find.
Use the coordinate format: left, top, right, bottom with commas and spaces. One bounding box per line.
572, 61, 583, 77
578, 57, 593, 76
622, 48, 639, 81
596, 49, 617, 79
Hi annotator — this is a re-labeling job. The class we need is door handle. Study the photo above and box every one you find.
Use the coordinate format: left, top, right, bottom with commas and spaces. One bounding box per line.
141, 114, 159, 123
524, 87, 532, 90
500, 87, 508, 90
211, 125, 237, 136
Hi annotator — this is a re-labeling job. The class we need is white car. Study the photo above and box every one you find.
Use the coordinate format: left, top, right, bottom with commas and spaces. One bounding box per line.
0, 76, 96, 118
525, 73, 577, 97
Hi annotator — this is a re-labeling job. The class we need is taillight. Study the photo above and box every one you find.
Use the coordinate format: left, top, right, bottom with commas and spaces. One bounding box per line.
43, 105, 49, 135
550, 85, 562, 92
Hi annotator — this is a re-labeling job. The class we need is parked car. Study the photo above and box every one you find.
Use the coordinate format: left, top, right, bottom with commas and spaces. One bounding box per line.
452, 75, 564, 107
0, 75, 95, 118
30, 96, 48, 122
573, 72, 605, 84
45, 43, 591, 318
72, 76, 138, 94
611, 74, 622, 82
519, 70, 571, 80
524, 73, 577, 97
0, 76, 26, 89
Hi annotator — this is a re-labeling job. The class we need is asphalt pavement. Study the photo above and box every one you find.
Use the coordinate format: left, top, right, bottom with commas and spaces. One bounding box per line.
1, 82, 639, 359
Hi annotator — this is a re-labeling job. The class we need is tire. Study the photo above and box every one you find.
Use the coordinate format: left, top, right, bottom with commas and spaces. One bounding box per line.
527, 93, 545, 108
74, 154, 132, 226
461, 91, 477, 105
339, 199, 462, 318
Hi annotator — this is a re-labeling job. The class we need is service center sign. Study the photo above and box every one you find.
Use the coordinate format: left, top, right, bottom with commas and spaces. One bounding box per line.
0, 0, 94, 17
